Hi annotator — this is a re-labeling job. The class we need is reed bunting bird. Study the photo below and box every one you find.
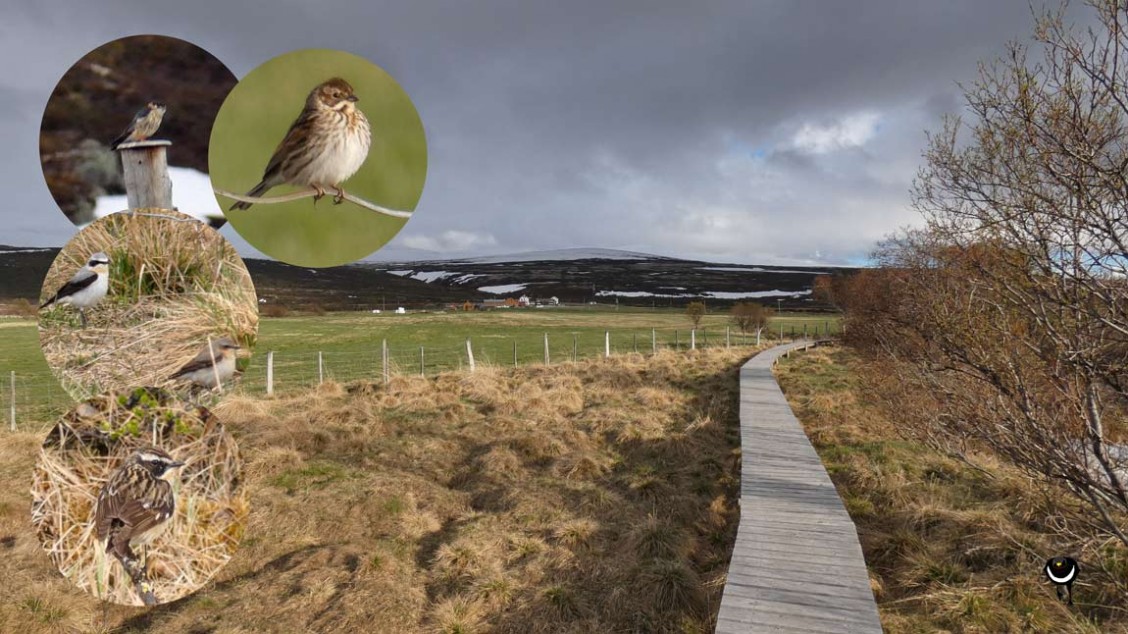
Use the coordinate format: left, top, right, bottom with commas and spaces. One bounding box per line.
169, 337, 241, 390
111, 101, 167, 149
40, 252, 110, 327
1044, 556, 1079, 605
94, 447, 184, 562
230, 77, 371, 210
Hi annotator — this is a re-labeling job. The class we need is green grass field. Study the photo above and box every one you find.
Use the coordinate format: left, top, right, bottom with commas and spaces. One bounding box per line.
1, 307, 840, 425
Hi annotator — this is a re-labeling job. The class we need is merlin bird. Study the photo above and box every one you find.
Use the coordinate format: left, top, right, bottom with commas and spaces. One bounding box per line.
111, 101, 167, 149
39, 252, 110, 327
94, 447, 184, 563
1044, 556, 1079, 605
169, 337, 241, 390
230, 78, 371, 210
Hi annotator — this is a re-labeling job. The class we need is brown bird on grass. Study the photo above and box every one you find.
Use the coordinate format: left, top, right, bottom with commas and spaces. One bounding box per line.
230, 78, 371, 210
169, 337, 241, 390
94, 447, 184, 562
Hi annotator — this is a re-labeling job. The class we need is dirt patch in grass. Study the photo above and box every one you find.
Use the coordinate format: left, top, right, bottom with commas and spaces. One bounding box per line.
0, 347, 753, 633
776, 345, 1128, 634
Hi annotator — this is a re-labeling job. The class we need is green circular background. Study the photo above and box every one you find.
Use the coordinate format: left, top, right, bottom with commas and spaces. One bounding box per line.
210, 49, 427, 267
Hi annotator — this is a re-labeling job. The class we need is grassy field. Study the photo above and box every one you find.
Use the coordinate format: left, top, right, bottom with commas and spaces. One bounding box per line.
775, 346, 1128, 633
1, 346, 756, 633
1, 307, 838, 423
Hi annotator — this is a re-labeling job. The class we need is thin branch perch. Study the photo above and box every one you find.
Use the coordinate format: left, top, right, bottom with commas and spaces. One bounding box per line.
214, 188, 414, 219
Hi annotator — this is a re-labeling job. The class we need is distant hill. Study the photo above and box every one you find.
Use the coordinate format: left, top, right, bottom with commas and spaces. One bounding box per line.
1, 246, 856, 312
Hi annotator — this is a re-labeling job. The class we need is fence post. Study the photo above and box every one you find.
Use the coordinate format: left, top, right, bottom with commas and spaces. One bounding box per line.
825, 321, 829, 336
543, 333, 550, 364
651, 328, 656, 353
266, 351, 274, 395
804, 323, 808, 338
779, 320, 783, 340
726, 327, 731, 348
420, 346, 425, 377
573, 334, 578, 362
675, 330, 679, 350
467, 338, 476, 372
604, 331, 610, 358
118, 140, 173, 209
383, 339, 390, 383
513, 340, 517, 368
633, 333, 637, 353
9, 371, 14, 432
318, 351, 324, 385
691, 329, 696, 350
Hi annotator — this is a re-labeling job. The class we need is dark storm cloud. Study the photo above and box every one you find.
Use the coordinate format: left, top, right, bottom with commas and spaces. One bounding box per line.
0, 0, 1094, 264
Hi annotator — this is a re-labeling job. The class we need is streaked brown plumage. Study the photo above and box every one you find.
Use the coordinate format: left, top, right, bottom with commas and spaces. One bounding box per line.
231, 77, 371, 210
111, 101, 167, 149
94, 447, 183, 560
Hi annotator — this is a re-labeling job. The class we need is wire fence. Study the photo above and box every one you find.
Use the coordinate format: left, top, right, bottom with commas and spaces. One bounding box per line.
3, 322, 838, 429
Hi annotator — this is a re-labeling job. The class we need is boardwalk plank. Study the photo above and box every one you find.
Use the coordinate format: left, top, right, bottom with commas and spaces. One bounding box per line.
716, 341, 882, 633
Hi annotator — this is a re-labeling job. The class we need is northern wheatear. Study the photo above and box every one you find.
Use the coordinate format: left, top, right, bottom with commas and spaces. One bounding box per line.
169, 337, 241, 390
40, 252, 110, 327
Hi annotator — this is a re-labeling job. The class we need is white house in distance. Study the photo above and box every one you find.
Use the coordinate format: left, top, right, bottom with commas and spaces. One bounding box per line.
518, 295, 531, 307
395, 307, 406, 314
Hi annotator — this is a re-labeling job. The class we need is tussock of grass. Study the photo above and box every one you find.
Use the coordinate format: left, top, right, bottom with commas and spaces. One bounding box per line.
776, 346, 1128, 634
0, 347, 755, 632
38, 210, 258, 401
29, 387, 247, 607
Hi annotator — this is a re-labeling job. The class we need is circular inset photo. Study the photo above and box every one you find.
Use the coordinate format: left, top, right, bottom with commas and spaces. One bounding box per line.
40, 35, 237, 227
38, 210, 257, 401
31, 387, 247, 606
210, 48, 427, 267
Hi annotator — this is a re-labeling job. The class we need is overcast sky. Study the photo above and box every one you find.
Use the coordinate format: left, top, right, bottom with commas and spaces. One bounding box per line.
0, 1, 1087, 265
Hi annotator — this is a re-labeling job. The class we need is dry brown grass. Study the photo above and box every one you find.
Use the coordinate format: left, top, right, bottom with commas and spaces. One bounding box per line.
775, 345, 1128, 634
0, 347, 754, 632
29, 387, 247, 609
37, 210, 258, 401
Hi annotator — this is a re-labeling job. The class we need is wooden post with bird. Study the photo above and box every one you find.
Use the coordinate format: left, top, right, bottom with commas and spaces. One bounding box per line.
116, 140, 173, 209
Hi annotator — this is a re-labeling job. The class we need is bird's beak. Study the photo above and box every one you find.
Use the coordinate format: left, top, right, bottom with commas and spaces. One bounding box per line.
347, 94, 359, 103
169, 461, 185, 468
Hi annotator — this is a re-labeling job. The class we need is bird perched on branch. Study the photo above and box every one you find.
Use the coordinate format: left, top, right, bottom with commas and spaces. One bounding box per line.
94, 447, 184, 563
230, 78, 370, 210
111, 101, 167, 149
40, 252, 110, 327
169, 337, 241, 390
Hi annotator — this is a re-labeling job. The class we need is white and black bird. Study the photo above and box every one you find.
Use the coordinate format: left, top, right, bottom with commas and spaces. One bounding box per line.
169, 337, 241, 390
94, 447, 184, 563
40, 252, 110, 327
1044, 556, 1079, 605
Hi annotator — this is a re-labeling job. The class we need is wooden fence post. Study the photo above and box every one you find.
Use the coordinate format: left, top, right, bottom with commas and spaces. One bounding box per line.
691, 329, 696, 350
726, 327, 731, 348
420, 346, 425, 377
118, 141, 173, 209
383, 339, 390, 383
543, 333, 550, 364
651, 328, 656, 353
633, 333, 637, 353
604, 331, 610, 358
318, 351, 324, 385
467, 338, 476, 372
513, 340, 517, 368
573, 334, 578, 362
266, 352, 274, 395
675, 330, 679, 350
9, 371, 15, 432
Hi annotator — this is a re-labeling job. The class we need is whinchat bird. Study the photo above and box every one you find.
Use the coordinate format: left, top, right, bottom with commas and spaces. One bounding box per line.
111, 101, 167, 149
230, 78, 371, 210
40, 252, 110, 327
169, 337, 241, 390
94, 447, 184, 563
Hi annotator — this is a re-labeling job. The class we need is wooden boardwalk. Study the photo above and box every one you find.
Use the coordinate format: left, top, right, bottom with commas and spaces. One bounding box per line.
717, 341, 882, 633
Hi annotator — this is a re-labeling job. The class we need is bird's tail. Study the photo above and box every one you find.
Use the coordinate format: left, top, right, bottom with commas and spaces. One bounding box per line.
39, 295, 57, 310
230, 180, 271, 211
110, 132, 130, 150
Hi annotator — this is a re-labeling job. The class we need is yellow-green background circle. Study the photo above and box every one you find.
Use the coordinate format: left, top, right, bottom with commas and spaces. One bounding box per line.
210, 49, 427, 267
